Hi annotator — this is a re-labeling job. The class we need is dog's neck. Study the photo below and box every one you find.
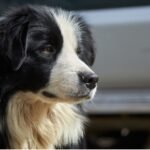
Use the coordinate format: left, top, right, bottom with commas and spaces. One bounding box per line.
6, 92, 87, 149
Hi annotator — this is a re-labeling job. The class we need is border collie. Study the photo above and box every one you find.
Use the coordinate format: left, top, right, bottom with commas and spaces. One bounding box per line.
0, 5, 98, 149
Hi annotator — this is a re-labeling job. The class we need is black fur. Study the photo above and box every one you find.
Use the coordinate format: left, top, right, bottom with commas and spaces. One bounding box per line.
0, 5, 95, 148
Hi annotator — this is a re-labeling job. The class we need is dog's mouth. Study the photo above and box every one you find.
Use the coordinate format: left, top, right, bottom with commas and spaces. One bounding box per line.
69, 93, 91, 99
42, 91, 91, 100
42, 91, 57, 98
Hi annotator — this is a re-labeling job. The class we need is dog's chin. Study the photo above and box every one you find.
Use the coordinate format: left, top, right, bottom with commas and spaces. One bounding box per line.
68, 87, 97, 103
41, 88, 97, 104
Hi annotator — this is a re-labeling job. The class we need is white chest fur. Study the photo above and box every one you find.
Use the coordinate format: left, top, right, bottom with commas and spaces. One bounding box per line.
51, 103, 87, 147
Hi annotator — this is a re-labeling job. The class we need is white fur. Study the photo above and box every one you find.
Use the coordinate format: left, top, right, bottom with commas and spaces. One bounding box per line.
51, 103, 87, 147
44, 9, 95, 100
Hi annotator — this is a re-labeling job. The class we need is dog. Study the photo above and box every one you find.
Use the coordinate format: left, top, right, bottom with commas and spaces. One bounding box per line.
0, 5, 98, 149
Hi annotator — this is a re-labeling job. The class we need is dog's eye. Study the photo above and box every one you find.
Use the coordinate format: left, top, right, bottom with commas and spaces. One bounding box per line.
40, 46, 56, 56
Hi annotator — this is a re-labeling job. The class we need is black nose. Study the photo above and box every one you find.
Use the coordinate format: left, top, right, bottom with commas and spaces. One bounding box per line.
79, 72, 99, 89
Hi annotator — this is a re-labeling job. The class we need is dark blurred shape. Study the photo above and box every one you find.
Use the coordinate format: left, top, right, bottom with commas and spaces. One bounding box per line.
86, 130, 148, 149
0, 0, 150, 13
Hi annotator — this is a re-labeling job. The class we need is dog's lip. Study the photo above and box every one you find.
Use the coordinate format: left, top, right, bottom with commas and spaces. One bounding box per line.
69, 93, 91, 99
42, 91, 91, 99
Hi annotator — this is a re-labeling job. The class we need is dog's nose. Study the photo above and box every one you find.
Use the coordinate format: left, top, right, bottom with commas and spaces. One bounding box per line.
79, 72, 99, 89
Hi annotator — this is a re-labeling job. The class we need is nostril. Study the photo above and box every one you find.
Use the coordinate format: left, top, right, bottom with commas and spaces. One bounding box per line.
78, 72, 99, 89
88, 74, 99, 84
86, 74, 98, 89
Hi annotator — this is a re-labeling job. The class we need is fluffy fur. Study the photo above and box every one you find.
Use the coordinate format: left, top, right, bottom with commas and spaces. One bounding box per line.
7, 92, 87, 148
0, 5, 98, 149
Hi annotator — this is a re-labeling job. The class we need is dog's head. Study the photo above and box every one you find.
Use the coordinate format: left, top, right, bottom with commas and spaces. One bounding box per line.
0, 5, 98, 104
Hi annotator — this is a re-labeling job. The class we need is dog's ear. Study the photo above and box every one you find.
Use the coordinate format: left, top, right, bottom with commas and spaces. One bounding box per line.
0, 9, 30, 71
75, 16, 95, 66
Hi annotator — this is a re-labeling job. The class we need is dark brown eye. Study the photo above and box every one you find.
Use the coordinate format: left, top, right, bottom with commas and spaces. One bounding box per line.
41, 46, 56, 56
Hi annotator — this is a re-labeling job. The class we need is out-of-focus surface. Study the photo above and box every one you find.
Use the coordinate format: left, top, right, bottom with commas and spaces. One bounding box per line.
83, 89, 150, 114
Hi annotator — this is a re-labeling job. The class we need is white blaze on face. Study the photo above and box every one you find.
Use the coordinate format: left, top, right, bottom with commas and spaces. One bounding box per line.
45, 9, 96, 99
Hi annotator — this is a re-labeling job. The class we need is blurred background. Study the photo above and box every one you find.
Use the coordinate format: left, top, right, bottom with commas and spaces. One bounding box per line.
1, 0, 150, 149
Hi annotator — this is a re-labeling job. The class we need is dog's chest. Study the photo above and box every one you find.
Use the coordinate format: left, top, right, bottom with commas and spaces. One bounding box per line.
7, 92, 87, 149
22, 103, 87, 149
50, 104, 87, 147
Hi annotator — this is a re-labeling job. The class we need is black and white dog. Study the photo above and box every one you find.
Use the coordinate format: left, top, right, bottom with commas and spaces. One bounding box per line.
0, 5, 98, 149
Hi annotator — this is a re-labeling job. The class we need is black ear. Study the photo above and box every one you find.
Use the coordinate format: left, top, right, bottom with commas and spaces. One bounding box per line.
0, 9, 29, 71
7, 20, 29, 71
75, 15, 95, 66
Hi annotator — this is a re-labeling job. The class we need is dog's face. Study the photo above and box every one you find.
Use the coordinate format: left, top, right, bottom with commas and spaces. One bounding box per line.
0, 5, 98, 104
